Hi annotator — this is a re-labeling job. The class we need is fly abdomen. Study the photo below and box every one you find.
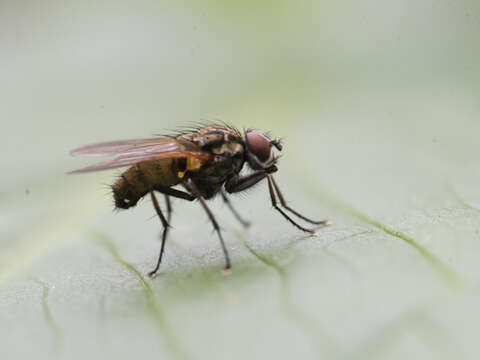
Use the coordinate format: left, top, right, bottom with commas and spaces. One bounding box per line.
112, 159, 181, 209
112, 167, 146, 209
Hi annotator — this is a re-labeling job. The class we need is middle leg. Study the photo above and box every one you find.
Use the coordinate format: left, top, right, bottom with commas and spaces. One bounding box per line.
221, 190, 250, 228
164, 194, 172, 224
184, 179, 231, 271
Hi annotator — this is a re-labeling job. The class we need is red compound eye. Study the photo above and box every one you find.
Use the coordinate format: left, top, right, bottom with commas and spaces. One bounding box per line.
246, 131, 272, 162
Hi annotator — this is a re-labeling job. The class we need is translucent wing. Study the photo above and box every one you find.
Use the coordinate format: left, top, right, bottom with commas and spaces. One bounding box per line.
68, 137, 211, 173
70, 138, 177, 157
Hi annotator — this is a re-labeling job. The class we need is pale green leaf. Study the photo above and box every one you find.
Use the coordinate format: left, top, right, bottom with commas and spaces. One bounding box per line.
1, 1, 479, 360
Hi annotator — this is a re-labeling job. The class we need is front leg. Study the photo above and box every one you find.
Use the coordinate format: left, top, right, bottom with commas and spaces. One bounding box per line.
266, 175, 317, 235
225, 166, 276, 194
269, 176, 329, 226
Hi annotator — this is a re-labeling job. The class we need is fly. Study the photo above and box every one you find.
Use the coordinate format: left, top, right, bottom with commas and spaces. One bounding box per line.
69, 125, 330, 278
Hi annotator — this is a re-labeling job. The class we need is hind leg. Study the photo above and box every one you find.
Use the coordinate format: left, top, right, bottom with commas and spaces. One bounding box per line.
148, 191, 170, 278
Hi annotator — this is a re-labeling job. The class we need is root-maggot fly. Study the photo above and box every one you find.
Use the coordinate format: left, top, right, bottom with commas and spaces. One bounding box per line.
69, 124, 329, 278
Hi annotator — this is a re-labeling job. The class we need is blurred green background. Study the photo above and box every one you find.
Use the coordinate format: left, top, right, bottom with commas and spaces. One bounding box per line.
1, 1, 480, 359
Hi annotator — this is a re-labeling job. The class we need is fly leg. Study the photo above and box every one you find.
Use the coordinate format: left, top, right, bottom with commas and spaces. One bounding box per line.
267, 175, 318, 235
224, 168, 275, 228
270, 176, 330, 226
225, 170, 270, 194
148, 186, 195, 277
152, 185, 195, 201
221, 190, 250, 228
164, 194, 172, 224
225, 169, 327, 233
184, 179, 231, 272
148, 191, 170, 279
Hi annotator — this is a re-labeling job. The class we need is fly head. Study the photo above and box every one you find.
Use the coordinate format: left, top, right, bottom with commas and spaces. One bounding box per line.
244, 130, 282, 172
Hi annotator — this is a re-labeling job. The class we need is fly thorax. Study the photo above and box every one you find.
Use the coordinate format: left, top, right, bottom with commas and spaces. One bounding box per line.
211, 142, 244, 157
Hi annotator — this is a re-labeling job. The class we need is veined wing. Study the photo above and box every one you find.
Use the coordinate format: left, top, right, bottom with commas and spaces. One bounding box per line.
68, 137, 211, 174
70, 138, 177, 157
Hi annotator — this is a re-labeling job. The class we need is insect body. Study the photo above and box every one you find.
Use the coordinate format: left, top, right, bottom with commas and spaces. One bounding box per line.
70, 125, 329, 277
